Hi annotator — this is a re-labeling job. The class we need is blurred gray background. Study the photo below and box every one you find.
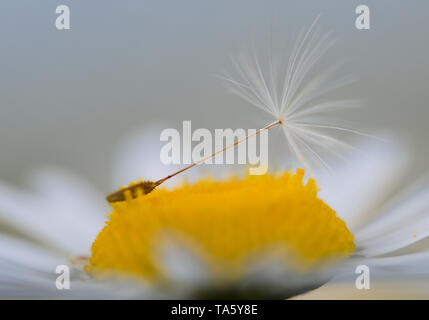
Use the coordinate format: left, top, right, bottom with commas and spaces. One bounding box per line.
0, 0, 428, 193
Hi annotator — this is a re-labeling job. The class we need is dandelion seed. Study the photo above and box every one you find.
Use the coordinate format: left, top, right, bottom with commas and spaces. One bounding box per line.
107, 16, 365, 202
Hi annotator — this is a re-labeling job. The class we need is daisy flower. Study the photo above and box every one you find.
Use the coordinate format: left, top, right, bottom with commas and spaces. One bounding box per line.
0, 129, 428, 299
1, 18, 427, 299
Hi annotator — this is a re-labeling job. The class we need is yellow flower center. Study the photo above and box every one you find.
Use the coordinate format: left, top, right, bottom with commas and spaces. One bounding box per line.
86, 169, 355, 283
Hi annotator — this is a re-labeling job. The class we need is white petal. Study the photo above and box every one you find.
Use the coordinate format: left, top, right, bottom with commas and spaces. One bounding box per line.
0, 235, 159, 299
156, 236, 210, 287
0, 267, 156, 299
111, 124, 227, 190
0, 234, 67, 273
314, 138, 409, 231
0, 167, 108, 255
354, 175, 429, 256
356, 216, 429, 257
112, 124, 192, 189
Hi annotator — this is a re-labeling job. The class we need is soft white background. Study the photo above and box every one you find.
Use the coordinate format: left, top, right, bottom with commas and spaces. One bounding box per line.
0, 0, 428, 193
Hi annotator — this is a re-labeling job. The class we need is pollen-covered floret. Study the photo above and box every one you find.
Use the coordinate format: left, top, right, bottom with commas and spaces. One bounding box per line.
86, 169, 355, 282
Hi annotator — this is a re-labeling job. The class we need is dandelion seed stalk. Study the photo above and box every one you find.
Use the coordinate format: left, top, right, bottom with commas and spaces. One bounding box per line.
107, 16, 363, 203
106, 119, 282, 203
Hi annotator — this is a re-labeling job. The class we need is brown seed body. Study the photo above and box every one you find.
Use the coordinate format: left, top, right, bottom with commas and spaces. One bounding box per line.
106, 181, 159, 203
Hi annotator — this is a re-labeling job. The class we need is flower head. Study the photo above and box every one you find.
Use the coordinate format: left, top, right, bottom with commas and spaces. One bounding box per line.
87, 169, 354, 298
0, 134, 429, 299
